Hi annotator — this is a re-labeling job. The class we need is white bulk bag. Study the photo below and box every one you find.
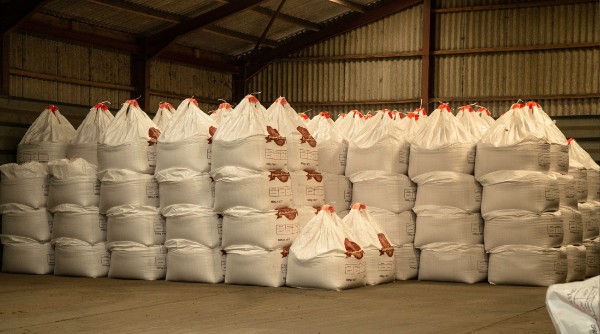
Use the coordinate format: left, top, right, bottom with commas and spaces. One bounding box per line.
560, 206, 583, 246
335, 110, 364, 140
555, 173, 577, 209
346, 110, 410, 176
370, 208, 415, 247
579, 202, 600, 240
53, 238, 109, 278
565, 245, 586, 283
296, 206, 318, 232
52, 205, 106, 244
397, 112, 422, 143
568, 158, 588, 203
156, 98, 217, 173
212, 95, 287, 172
478, 170, 559, 215
222, 207, 298, 250
488, 245, 567, 286
322, 172, 352, 212
409, 105, 476, 179
47, 158, 99, 208
17, 105, 76, 163
152, 102, 174, 130
98, 100, 158, 173
106, 205, 165, 246
267, 97, 318, 171
546, 277, 600, 334
165, 239, 225, 283
0, 161, 47, 208
457, 106, 489, 140
211, 102, 233, 126
107, 241, 166, 280
418, 243, 488, 284
211, 167, 292, 212
529, 103, 569, 174
568, 138, 600, 202
224, 246, 288, 287
1, 204, 52, 241
286, 205, 366, 290
583, 239, 599, 278
67, 102, 114, 165
587, 170, 600, 202
413, 206, 483, 248
478, 107, 495, 127
162, 204, 221, 248
394, 243, 420, 280
98, 169, 158, 213
413, 172, 481, 213
290, 171, 324, 207
342, 204, 396, 285
482, 210, 563, 250
307, 112, 347, 175
1, 235, 54, 274
350, 171, 416, 213
155, 168, 214, 210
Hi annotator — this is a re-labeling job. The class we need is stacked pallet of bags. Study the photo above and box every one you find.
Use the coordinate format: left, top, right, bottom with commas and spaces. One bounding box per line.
478, 102, 566, 286
156, 97, 224, 283
346, 109, 416, 282
67, 102, 114, 165
211, 95, 292, 287
98, 99, 166, 280
410, 104, 487, 284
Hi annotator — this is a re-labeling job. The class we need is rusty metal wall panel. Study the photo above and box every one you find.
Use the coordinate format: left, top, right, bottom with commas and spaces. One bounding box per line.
435, 98, 600, 117
435, 0, 550, 9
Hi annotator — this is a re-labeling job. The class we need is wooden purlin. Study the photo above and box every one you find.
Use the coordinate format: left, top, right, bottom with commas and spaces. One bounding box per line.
328, 0, 366, 13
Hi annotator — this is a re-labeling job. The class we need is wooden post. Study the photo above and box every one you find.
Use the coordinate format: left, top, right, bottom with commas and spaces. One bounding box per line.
420, 0, 434, 110
232, 68, 247, 103
1, 34, 9, 96
131, 55, 151, 111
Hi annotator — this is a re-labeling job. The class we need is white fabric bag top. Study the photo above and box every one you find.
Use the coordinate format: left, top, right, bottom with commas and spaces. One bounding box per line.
290, 170, 324, 207
482, 209, 563, 250
307, 112, 348, 175
488, 245, 567, 286
47, 158, 96, 179
370, 208, 415, 247
335, 110, 364, 140
152, 102, 174, 130
162, 204, 221, 247
1, 235, 54, 275
579, 202, 600, 240
165, 239, 225, 283
222, 207, 299, 250
583, 239, 599, 278
107, 241, 166, 280
564, 245, 587, 283
413, 206, 483, 248
418, 243, 488, 284
155, 168, 214, 210
478, 107, 495, 127
211, 102, 233, 125
569, 139, 600, 202
297, 112, 309, 123
53, 238, 109, 278
68, 102, 114, 165
413, 171, 482, 213
560, 206, 583, 246
321, 172, 352, 212
1, 204, 52, 242
98, 169, 158, 213
346, 110, 410, 176
411, 104, 476, 151
478, 170, 559, 214
224, 245, 288, 287
51, 204, 106, 244
395, 112, 422, 144
457, 105, 489, 140
0, 161, 47, 179
267, 97, 318, 171
350, 171, 416, 213
106, 205, 165, 246
529, 103, 569, 174
20, 105, 76, 144
47, 158, 99, 209
546, 277, 599, 334
211, 167, 292, 212
0, 161, 48, 209
212, 95, 287, 172
394, 243, 420, 280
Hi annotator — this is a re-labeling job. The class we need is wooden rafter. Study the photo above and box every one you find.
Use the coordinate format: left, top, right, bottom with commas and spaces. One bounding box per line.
215, 0, 322, 31
328, 0, 366, 13
204, 26, 278, 48
249, 0, 287, 58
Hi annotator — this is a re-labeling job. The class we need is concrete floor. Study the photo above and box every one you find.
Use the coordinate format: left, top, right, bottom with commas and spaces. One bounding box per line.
0, 273, 555, 334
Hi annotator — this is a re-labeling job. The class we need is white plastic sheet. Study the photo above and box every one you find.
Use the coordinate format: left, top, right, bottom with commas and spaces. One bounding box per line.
546, 277, 599, 334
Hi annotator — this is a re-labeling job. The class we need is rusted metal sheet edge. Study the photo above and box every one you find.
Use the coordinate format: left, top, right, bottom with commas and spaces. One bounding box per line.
433, 0, 597, 13
434, 42, 600, 55
432, 94, 600, 102
276, 52, 423, 61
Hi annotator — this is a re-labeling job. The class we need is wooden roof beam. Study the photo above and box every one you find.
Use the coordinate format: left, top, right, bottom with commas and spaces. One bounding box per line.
203, 26, 278, 48
328, 0, 366, 13
215, 0, 322, 31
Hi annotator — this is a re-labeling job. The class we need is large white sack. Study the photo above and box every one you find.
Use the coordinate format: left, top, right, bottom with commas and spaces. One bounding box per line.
53, 238, 109, 278
212, 95, 287, 172
17, 105, 76, 163
555, 173, 578, 209
155, 168, 214, 210
1, 235, 54, 274
224, 246, 288, 287
488, 245, 567, 286
457, 105, 489, 140
211, 167, 292, 212
286, 205, 366, 290
395, 112, 422, 143
568, 138, 600, 202
321, 172, 352, 212
546, 277, 600, 334
156, 98, 217, 173
222, 207, 298, 250
579, 202, 600, 240
565, 245, 587, 283
529, 102, 569, 174
335, 110, 364, 140
370, 208, 415, 246
67, 102, 114, 165
0, 161, 47, 208
478, 170, 559, 214
165, 239, 225, 283
1, 204, 52, 241
568, 156, 589, 203
587, 170, 600, 202
583, 239, 599, 278
98, 100, 158, 173
52, 204, 106, 244
106, 205, 165, 246
346, 110, 410, 176
107, 241, 166, 280
394, 243, 420, 280
289, 170, 324, 207
342, 204, 395, 285
413, 172, 481, 213
267, 97, 318, 171
478, 107, 495, 127
418, 243, 488, 284
482, 210, 563, 250
306, 112, 347, 175
296, 206, 318, 232
152, 102, 174, 130
413, 206, 483, 248
560, 206, 583, 245
350, 171, 415, 213
98, 169, 158, 213
211, 102, 232, 126
162, 204, 221, 248
47, 159, 99, 208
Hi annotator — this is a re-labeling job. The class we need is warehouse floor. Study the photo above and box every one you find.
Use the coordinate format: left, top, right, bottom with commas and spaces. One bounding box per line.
0, 273, 554, 334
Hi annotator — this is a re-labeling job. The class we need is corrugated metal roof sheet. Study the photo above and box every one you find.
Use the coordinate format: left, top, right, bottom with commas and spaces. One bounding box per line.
434, 0, 548, 9
125, 0, 221, 17
262, 0, 351, 24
